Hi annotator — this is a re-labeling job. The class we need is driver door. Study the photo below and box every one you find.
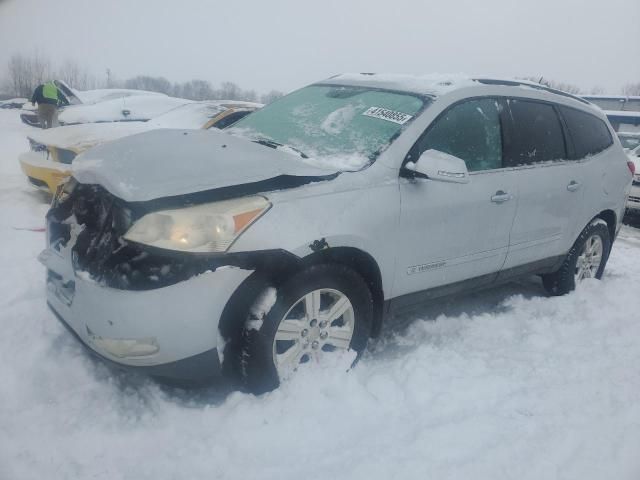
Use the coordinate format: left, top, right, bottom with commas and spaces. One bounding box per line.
393, 98, 519, 301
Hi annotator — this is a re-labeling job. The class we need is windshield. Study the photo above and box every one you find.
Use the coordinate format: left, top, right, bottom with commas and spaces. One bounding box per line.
619, 135, 640, 150
228, 85, 426, 170
150, 103, 226, 129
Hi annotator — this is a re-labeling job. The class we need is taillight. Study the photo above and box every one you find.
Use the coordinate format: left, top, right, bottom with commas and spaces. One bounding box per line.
628, 161, 636, 176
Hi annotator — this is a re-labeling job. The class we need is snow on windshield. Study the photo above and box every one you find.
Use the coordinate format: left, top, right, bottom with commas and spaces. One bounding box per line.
148, 103, 226, 129
228, 85, 426, 171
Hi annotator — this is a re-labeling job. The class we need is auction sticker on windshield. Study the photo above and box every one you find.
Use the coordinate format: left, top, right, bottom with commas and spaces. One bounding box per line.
362, 106, 413, 125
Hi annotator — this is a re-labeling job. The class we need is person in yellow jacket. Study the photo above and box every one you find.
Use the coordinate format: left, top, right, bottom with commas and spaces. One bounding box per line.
30, 81, 67, 129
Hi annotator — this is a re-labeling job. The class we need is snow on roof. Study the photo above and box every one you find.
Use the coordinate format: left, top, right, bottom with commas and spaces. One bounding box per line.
59, 95, 193, 125
320, 73, 591, 104
322, 73, 478, 96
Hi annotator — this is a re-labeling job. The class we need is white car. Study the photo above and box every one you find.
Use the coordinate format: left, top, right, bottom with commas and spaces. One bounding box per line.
20, 80, 166, 127
42, 74, 633, 392
621, 133, 640, 214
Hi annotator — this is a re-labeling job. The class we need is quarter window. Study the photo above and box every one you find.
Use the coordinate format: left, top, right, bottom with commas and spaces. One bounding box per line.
559, 106, 613, 159
413, 98, 503, 172
504, 99, 566, 166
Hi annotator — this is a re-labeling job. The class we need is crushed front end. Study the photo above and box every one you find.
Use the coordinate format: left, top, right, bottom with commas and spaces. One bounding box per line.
42, 179, 253, 381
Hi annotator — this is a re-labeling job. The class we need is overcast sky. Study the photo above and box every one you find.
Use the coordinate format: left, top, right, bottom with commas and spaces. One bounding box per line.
0, 0, 638, 94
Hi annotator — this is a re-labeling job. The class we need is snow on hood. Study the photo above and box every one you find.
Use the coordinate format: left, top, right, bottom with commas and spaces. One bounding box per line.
28, 102, 234, 152
59, 96, 192, 125
72, 128, 338, 202
28, 122, 152, 152
73, 88, 166, 104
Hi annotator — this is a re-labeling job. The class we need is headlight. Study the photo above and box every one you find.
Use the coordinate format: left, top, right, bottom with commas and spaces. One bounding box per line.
123, 196, 270, 253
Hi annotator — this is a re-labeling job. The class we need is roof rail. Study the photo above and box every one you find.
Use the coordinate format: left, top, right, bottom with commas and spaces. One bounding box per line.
473, 78, 591, 105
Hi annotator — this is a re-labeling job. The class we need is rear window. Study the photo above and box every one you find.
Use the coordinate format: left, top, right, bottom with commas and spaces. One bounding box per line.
560, 106, 613, 159
504, 99, 566, 166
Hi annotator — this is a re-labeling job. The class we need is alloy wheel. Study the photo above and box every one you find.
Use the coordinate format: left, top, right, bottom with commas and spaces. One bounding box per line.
575, 234, 604, 282
272, 288, 355, 379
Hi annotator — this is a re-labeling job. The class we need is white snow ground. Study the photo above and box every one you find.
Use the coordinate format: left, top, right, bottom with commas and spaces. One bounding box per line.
1, 108, 640, 480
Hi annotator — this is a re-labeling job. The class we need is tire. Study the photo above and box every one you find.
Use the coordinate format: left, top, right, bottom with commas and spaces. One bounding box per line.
240, 264, 373, 394
542, 219, 611, 296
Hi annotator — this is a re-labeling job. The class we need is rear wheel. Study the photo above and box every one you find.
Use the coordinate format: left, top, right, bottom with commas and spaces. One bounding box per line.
240, 264, 373, 394
542, 219, 611, 296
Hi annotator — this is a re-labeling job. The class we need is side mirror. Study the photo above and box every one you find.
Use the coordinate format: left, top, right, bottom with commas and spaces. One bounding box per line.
405, 149, 469, 184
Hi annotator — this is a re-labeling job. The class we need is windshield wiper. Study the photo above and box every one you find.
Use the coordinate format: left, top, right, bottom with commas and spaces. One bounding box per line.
252, 138, 309, 159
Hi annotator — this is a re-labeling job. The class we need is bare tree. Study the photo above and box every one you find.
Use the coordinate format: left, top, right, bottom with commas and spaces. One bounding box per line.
6, 52, 52, 97
260, 90, 284, 104
589, 86, 605, 95
215, 81, 242, 100
622, 82, 640, 96
519, 76, 582, 94
57, 59, 97, 90
124, 75, 172, 94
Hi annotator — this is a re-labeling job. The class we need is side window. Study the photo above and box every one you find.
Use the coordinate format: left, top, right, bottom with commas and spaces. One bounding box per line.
504, 99, 566, 166
559, 106, 613, 159
413, 98, 503, 172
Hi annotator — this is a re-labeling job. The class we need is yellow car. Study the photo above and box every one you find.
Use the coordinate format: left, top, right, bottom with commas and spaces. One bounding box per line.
19, 101, 261, 194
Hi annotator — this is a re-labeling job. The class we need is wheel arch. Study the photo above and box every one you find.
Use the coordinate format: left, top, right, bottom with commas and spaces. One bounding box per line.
218, 245, 386, 349
594, 209, 617, 247
301, 246, 385, 338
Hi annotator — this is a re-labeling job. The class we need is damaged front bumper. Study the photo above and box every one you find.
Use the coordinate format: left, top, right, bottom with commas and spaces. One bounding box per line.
43, 243, 252, 381
19, 151, 70, 194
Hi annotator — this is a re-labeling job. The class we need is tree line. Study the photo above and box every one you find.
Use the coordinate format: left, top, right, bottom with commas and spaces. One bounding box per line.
2, 53, 284, 104
3, 52, 639, 101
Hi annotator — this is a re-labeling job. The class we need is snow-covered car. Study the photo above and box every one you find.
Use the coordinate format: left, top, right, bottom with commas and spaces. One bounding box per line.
618, 132, 640, 154
19, 101, 261, 193
0, 98, 28, 109
19, 81, 167, 127
622, 134, 640, 214
42, 74, 633, 392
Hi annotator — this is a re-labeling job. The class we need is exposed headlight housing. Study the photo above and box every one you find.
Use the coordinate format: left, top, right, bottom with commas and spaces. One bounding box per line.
123, 196, 270, 253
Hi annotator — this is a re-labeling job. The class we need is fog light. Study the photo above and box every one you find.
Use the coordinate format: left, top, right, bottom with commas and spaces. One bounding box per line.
87, 327, 159, 358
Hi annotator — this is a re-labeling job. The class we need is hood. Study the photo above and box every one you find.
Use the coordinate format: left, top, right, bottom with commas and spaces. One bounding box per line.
72, 129, 338, 202
29, 122, 152, 152
59, 96, 192, 125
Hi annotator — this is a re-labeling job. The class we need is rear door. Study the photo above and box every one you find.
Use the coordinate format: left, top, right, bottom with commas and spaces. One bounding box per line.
394, 98, 519, 299
501, 98, 584, 270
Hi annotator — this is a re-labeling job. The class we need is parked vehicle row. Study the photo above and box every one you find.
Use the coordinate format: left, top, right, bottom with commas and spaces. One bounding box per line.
621, 132, 640, 215
19, 80, 167, 127
19, 100, 261, 193
38, 74, 633, 393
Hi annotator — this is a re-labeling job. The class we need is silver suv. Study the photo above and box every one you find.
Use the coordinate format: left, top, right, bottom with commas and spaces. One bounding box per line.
42, 74, 634, 392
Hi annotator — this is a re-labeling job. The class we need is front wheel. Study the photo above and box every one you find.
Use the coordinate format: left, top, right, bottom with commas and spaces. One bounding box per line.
240, 264, 373, 394
542, 219, 611, 296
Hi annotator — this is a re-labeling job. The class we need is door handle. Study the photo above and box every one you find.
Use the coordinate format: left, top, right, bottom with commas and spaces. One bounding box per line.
567, 181, 581, 192
491, 190, 512, 203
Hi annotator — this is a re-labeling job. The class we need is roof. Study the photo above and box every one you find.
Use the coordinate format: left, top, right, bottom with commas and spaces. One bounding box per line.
320, 73, 590, 105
